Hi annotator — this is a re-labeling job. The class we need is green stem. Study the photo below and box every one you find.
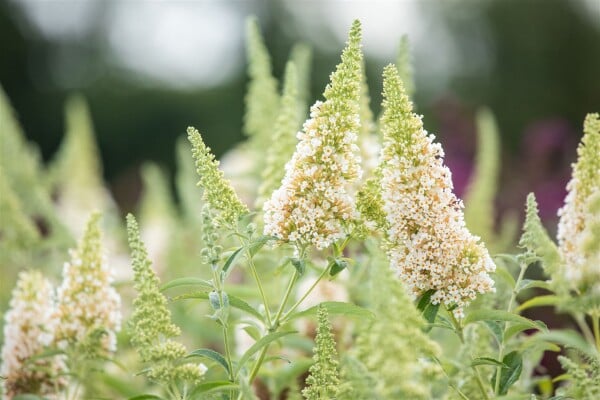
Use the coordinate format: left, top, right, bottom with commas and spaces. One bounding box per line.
222, 324, 234, 381
245, 247, 273, 326
448, 307, 489, 400
273, 270, 300, 327
169, 383, 183, 400
243, 239, 348, 388
574, 313, 596, 348
281, 263, 331, 323
432, 357, 470, 400
592, 312, 600, 351
495, 261, 527, 395
246, 269, 300, 384
211, 264, 235, 381
247, 344, 269, 384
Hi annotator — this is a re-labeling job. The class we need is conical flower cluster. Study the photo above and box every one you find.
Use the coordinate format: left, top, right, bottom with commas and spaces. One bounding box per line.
139, 162, 176, 274
258, 61, 301, 205
1, 271, 67, 398
519, 193, 562, 279
54, 212, 122, 353
126, 214, 206, 386
557, 113, 600, 291
302, 306, 341, 400
244, 16, 280, 147
188, 127, 249, 226
48, 96, 115, 237
263, 21, 363, 250
379, 65, 495, 317
354, 258, 441, 399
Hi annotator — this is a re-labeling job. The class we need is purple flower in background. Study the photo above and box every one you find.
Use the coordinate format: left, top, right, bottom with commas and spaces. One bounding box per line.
521, 118, 575, 223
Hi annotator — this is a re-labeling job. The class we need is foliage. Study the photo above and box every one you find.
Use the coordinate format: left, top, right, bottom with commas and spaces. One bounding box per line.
1, 17, 599, 400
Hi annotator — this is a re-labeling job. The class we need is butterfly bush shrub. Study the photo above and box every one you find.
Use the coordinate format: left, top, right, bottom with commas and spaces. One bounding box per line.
1, 18, 599, 400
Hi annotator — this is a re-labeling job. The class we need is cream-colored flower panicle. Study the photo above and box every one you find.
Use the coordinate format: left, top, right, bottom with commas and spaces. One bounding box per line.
1, 271, 67, 398
379, 65, 495, 317
557, 113, 600, 291
54, 212, 122, 354
263, 20, 363, 250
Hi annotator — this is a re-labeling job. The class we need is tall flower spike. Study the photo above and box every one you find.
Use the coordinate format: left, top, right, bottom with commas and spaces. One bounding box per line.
302, 306, 341, 400
0, 166, 40, 252
139, 163, 177, 273
48, 95, 115, 237
175, 137, 203, 223
464, 108, 501, 246
54, 212, 121, 354
577, 192, 600, 292
1, 271, 67, 398
258, 61, 300, 205
519, 193, 562, 277
396, 35, 415, 100
557, 113, 600, 292
289, 43, 313, 123
357, 55, 380, 184
0, 86, 71, 247
354, 256, 441, 399
379, 65, 495, 318
358, 57, 374, 138
126, 214, 206, 386
263, 20, 363, 250
244, 16, 279, 148
188, 127, 248, 225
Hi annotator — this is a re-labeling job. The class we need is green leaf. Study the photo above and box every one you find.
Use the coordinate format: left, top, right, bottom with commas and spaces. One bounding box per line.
471, 357, 508, 368
516, 279, 552, 292
416, 289, 436, 311
236, 331, 297, 376
286, 301, 375, 322
422, 302, 440, 326
187, 348, 230, 374
515, 295, 560, 312
494, 253, 520, 267
329, 258, 348, 277
189, 381, 238, 397
222, 247, 244, 275
505, 322, 545, 340
532, 330, 598, 359
127, 395, 164, 400
291, 258, 306, 275
160, 277, 213, 292
175, 291, 263, 321
484, 320, 504, 345
14, 396, 45, 400
493, 267, 516, 288
25, 348, 66, 362
243, 325, 262, 341
247, 235, 274, 256
415, 290, 440, 329
491, 351, 522, 395
464, 309, 546, 332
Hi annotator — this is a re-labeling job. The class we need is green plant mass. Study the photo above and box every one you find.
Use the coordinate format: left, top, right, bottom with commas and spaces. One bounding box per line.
1, 18, 599, 400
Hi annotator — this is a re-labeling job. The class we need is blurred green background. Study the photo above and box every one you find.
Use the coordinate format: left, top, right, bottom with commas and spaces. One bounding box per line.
1, 0, 599, 225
